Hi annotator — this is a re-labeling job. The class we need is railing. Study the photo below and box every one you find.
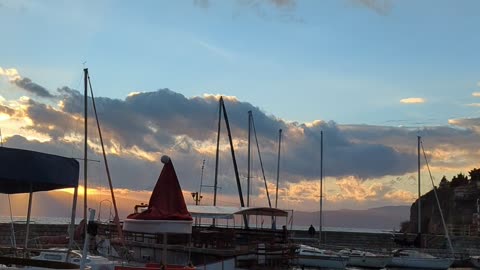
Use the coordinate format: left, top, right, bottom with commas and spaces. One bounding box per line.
447, 224, 480, 236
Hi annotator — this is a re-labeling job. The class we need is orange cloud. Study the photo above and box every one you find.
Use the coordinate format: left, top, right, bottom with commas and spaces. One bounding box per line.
334, 176, 389, 202
400, 97, 425, 104
384, 190, 416, 203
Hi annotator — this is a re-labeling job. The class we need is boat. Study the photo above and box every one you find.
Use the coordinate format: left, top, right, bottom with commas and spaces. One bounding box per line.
470, 255, 480, 268
292, 244, 348, 269
387, 137, 454, 269
30, 249, 115, 270
290, 132, 348, 269
389, 249, 454, 269
338, 248, 392, 268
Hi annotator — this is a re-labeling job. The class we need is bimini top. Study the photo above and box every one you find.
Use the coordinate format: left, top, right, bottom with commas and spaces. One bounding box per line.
127, 155, 192, 221
187, 205, 289, 219
0, 147, 79, 194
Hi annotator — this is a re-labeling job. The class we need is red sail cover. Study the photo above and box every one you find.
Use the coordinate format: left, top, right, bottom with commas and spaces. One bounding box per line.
127, 158, 192, 221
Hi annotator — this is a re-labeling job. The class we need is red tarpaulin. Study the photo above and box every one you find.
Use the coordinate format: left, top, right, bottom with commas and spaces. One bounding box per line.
127, 156, 192, 221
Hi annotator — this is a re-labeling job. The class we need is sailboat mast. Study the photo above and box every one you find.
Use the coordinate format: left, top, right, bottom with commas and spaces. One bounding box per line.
247, 111, 251, 207
417, 135, 421, 234
83, 68, 88, 222
213, 98, 222, 207
319, 130, 323, 243
275, 129, 282, 208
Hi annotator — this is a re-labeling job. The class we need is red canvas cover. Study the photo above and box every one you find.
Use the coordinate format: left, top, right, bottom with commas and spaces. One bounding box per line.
127, 157, 192, 221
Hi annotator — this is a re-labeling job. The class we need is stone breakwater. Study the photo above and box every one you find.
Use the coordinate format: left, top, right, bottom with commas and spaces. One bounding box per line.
1, 222, 480, 254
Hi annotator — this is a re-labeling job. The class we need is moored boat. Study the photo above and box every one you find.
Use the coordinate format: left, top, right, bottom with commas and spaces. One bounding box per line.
470, 255, 480, 268
292, 244, 348, 269
389, 249, 454, 269
30, 249, 115, 270
338, 248, 392, 268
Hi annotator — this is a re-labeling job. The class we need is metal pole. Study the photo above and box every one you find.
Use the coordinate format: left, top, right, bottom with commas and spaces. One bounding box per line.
275, 129, 282, 208
80, 209, 95, 270
417, 135, 421, 234
221, 98, 248, 227
83, 68, 88, 223
319, 131, 323, 243
88, 75, 125, 245
24, 185, 33, 252
247, 111, 252, 207
67, 186, 78, 258
213, 98, 222, 207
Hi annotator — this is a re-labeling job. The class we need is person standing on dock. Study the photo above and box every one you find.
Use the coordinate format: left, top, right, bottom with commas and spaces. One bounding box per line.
308, 224, 316, 237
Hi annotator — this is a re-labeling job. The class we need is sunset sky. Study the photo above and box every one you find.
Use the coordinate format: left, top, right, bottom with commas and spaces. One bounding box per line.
1, 0, 480, 219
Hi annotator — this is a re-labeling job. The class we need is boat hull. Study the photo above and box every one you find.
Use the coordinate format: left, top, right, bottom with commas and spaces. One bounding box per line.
347, 255, 392, 268
470, 256, 480, 268
389, 257, 454, 269
293, 255, 348, 269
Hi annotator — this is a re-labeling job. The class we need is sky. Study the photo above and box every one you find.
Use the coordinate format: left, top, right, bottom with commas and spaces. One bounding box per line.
1, 0, 480, 219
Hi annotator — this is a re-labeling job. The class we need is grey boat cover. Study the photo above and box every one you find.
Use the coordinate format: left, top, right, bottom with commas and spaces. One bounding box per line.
0, 147, 79, 194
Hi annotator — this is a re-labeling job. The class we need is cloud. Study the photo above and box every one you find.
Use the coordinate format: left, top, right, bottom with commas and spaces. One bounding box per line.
466, 103, 480, 107
13, 77, 54, 98
195, 40, 235, 61
193, 0, 210, 9
6, 75, 480, 206
334, 176, 392, 202
350, 0, 392, 16
384, 189, 416, 203
0, 66, 54, 98
195, 0, 302, 23
477, 81, 480, 87
472, 92, 480, 97
0, 67, 21, 81
400, 97, 425, 104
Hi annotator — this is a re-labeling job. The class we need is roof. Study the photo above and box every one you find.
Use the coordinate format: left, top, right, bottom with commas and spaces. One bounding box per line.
0, 147, 79, 194
187, 205, 289, 219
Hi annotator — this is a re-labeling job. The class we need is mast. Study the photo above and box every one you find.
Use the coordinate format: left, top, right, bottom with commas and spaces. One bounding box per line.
213, 98, 222, 207
275, 129, 282, 208
319, 130, 323, 243
417, 135, 421, 234
247, 111, 252, 207
83, 68, 88, 222
220, 97, 248, 227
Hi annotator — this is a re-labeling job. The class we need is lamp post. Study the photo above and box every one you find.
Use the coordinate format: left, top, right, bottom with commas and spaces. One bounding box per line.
191, 192, 203, 227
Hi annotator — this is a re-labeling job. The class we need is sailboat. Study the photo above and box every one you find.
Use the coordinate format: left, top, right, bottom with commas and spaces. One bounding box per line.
291, 131, 349, 269
388, 136, 454, 269
338, 248, 392, 269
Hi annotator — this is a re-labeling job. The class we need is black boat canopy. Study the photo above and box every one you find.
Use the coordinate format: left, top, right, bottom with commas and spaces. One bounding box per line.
0, 147, 79, 194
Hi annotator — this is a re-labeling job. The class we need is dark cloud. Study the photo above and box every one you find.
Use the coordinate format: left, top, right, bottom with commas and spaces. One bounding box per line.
14, 77, 54, 98
195, 0, 302, 23
15, 86, 480, 198
350, 0, 392, 16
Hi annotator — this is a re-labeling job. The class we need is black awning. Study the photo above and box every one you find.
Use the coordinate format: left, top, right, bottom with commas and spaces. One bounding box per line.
0, 147, 79, 194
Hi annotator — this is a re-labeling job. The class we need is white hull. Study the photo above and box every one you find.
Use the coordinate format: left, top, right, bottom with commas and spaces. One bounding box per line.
470, 256, 480, 268
347, 255, 392, 268
195, 258, 236, 270
123, 218, 192, 234
294, 255, 348, 269
389, 257, 454, 269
